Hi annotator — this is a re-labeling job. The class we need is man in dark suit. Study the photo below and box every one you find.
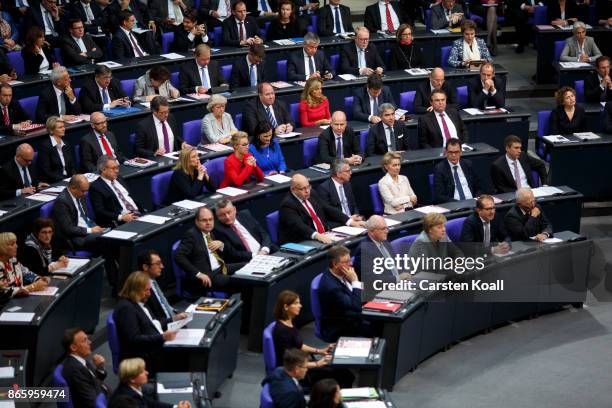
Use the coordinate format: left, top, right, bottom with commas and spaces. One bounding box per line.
318, 0, 354, 37
213, 199, 276, 263
69, 0, 106, 34
339, 27, 385, 77
36, 66, 82, 123
178, 44, 226, 95
504, 187, 553, 241
418, 89, 467, 148
352, 74, 397, 124
366, 103, 411, 155
468, 63, 506, 109
414, 67, 457, 114
490, 134, 547, 193
278, 174, 364, 244
80, 112, 126, 173
60, 18, 104, 66
221, 1, 261, 47
61, 327, 109, 408
78, 66, 129, 113
0, 143, 48, 200
316, 160, 361, 221
585, 56, 612, 103
230, 44, 266, 89
430, 0, 465, 29
23, 0, 66, 46
364, 0, 406, 33
111, 10, 156, 59
242, 82, 294, 135
170, 10, 210, 52
199, 0, 230, 29
0, 84, 31, 135
287, 32, 334, 81
263, 349, 308, 408
460, 194, 510, 256
510, 0, 542, 53
104, 0, 153, 33
148, 0, 189, 32
245, 0, 278, 17
317, 111, 363, 164
433, 138, 481, 203
135, 96, 185, 158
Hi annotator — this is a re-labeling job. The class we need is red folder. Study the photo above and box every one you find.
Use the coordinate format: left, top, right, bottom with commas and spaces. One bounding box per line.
363, 301, 402, 313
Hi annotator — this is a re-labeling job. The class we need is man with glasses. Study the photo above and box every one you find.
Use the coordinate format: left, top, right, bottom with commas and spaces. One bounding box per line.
80, 112, 125, 173
60, 18, 103, 66
287, 32, 334, 81
78, 66, 129, 114
229, 44, 266, 89
433, 138, 481, 203
264, 348, 309, 408
339, 27, 385, 77
460, 194, 510, 256
0, 143, 48, 199
178, 44, 225, 95
504, 187, 553, 242
135, 96, 186, 158
317, 160, 361, 221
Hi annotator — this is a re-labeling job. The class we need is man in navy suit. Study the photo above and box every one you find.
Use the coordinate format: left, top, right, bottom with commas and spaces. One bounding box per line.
468, 63, 506, 109
430, 0, 465, 29
318, 0, 354, 37
418, 89, 467, 149
80, 112, 126, 173
352, 74, 397, 124
69, 0, 105, 34
0, 143, 48, 200
316, 111, 363, 165
230, 43, 266, 89
490, 134, 547, 193
135, 96, 185, 158
221, 1, 261, 47
242, 82, 294, 136
264, 348, 308, 408
460, 194, 510, 256
339, 27, 385, 77
413, 67, 457, 114
59, 18, 104, 66
433, 139, 481, 203
111, 10, 156, 59
178, 44, 226, 96
170, 10, 210, 52
364, 0, 407, 33
316, 160, 362, 221
366, 103, 411, 155
78, 66, 129, 113
287, 32, 334, 81
504, 187, 553, 241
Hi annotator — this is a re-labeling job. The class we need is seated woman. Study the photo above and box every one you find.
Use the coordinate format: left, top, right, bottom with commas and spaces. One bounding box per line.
38, 116, 76, 183
0, 232, 49, 303
309, 379, 341, 408
166, 146, 215, 205
299, 77, 331, 127
21, 26, 58, 75
548, 0, 579, 27
134, 66, 180, 103
549, 85, 586, 135
407, 213, 464, 273
447, 19, 493, 69
0, 4, 19, 52
378, 152, 417, 215
109, 358, 190, 408
560, 21, 602, 63
220, 132, 264, 188
19, 218, 68, 276
200, 94, 238, 144
272, 290, 354, 388
248, 122, 287, 175
389, 24, 425, 70
267, 0, 306, 41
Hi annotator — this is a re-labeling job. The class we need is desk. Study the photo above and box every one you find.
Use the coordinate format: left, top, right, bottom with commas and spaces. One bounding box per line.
156, 372, 211, 407
0, 350, 27, 388
554, 62, 595, 87
0, 258, 104, 385
332, 338, 385, 388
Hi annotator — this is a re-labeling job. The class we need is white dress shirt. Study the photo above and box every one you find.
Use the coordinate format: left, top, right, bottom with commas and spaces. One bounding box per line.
72, 34, 87, 53
40, 4, 55, 36
101, 176, 138, 218
215, 0, 230, 20
447, 160, 473, 200
120, 26, 147, 56
49, 136, 67, 175
37, 49, 50, 72
377, 1, 400, 32
232, 219, 265, 254
434, 110, 458, 147
139, 302, 163, 334
332, 5, 344, 34
303, 51, 316, 79
505, 154, 529, 188
153, 114, 175, 152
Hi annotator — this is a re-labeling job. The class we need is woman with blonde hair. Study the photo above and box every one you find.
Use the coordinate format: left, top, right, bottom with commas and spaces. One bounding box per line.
407, 213, 463, 272
220, 132, 264, 188
378, 152, 417, 214
298, 77, 331, 127
201, 94, 238, 144
38, 116, 76, 183
165, 146, 215, 205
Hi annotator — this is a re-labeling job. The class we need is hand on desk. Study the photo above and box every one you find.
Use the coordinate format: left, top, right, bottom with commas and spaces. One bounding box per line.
534, 233, 547, 242
315, 355, 331, 367
347, 155, 362, 166
49, 256, 69, 272
91, 226, 104, 234
349, 219, 366, 228
177, 401, 191, 408
315, 232, 333, 244
120, 213, 138, 222
492, 241, 511, 255
21, 186, 36, 195
162, 330, 178, 341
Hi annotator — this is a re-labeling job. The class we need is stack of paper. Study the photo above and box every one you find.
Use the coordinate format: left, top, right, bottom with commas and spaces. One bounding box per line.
102, 230, 138, 240
341, 387, 379, 400
573, 132, 600, 141
25, 193, 56, 202
0, 366, 15, 378
532, 186, 564, 197
0, 312, 35, 322
165, 329, 205, 346
29, 286, 59, 296
335, 337, 372, 358
136, 215, 171, 225
217, 187, 248, 197
414, 205, 450, 214
172, 200, 205, 210
265, 174, 292, 184
332, 226, 367, 236
270, 81, 293, 89
559, 61, 591, 68
543, 135, 571, 143
338, 74, 358, 81
160, 53, 184, 60
53, 258, 90, 276
202, 143, 233, 152
405, 68, 429, 75
276, 131, 300, 139
235, 255, 292, 276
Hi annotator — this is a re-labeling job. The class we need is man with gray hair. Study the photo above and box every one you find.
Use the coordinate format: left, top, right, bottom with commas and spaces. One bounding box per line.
316, 159, 361, 219
287, 32, 334, 81
339, 27, 385, 77
504, 187, 553, 242
366, 102, 411, 155
36, 66, 82, 123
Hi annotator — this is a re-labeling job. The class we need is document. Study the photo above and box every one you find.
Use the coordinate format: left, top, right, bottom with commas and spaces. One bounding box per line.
276, 131, 300, 139
235, 255, 292, 276
344, 401, 386, 408
160, 53, 184, 60
338, 74, 358, 81
186, 93, 211, 100
0, 210, 7, 217
265, 174, 292, 184
394, 108, 408, 120
162, 151, 180, 160
335, 337, 372, 358
405, 68, 430, 75
559, 61, 591, 68
136, 215, 171, 225
53, 258, 90, 275
0, 312, 35, 322
216, 187, 248, 197
270, 81, 293, 89
172, 200, 206, 210
167, 313, 193, 331
165, 328, 205, 346
543, 135, 571, 143
340, 387, 379, 400
41, 186, 66, 194
0, 367, 15, 378
272, 39, 295, 45
185, 303, 216, 315
573, 132, 600, 141
157, 383, 193, 394
531, 186, 564, 198
202, 143, 233, 152
102, 230, 138, 240
29, 286, 59, 296
431, 28, 450, 34
414, 205, 450, 214
463, 108, 483, 115
25, 193, 56, 202
332, 226, 367, 236
383, 217, 401, 227
97, 61, 123, 68
542, 237, 564, 244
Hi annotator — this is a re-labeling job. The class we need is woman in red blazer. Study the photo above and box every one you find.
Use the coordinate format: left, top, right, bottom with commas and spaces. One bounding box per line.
298, 77, 331, 127
220, 132, 264, 188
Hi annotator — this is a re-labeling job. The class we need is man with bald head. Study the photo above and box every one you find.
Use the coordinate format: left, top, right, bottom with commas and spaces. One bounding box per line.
413, 67, 457, 114
80, 112, 126, 172
242, 82, 294, 136
0, 84, 31, 135
278, 173, 365, 244
504, 187, 553, 242
0, 143, 48, 200
316, 111, 363, 165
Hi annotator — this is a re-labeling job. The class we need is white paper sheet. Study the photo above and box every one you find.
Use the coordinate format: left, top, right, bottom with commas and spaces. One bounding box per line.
216, 187, 248, 197
0, 401, 16, 408
0, 312, 35, 322
136, 215, 171, 225
167, 314, 193, 331
335, 338, 372, 358
264, 174, 292, 184
162, 152, 180, 159
0, 367, 15, 378
29, 286, 58, 296
332, 226, 367, 236
340, 387, 377, 399
97, 61, 123, 68
41, 186, 66, 194
160, 53, 185, 60
543, 237, 564, 244
157, 383, 193, 394
53, 258, 90, 275
165, 329, 205, 346
383, 218, 401, 227
344, 401, 386, 408
431, 28, 450, 34
532, 186, 564, 198
338, 74, 358, 81
25, 193, 56, 202
102, 230, 138, 240
172, 200, 206, 210
414, 205, 450, 214
463, 108, 483, 115
405, 68, 430, 75
276, 131, 301, 139
0, 210, 7, 217
185, 303, 216, 315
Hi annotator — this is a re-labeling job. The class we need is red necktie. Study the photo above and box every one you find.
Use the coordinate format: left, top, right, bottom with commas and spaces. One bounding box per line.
303, 200, 325, 234
99, 134, 113, 157
2, 106, 9, 126
439, 112, 452, 141
385, 3, 395, 32
239, 21, 245, 42
231, 223, 252, 252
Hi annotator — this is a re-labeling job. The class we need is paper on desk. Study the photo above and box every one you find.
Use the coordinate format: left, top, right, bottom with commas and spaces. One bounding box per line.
335, 338, 371, 358
29, 286, 58, 296
41, 186, 66, 194
463, 108, 483, 115
573, 131, 600, 140
431, 28, 450, 34
0, 401, 16, 408
340, 387, 378, 399
185, 303, 216, 315
276, 131, 300, 138
157, 383, 193, 394
8, 80, 23, 85
492, 196, 503, 204
25, 193, 56, 202
265, 174, 292, 184
139, 102, 151, 109
102, 230, 138, 240
173, 200, 206, 210
97, 61, 123, 68
273, 39, 295, 45
405, 68, 429, 75
338, 74, 358, 81
160, 53, 184, 60
165, 328, 205, 346
270, 81, 293, 89
0, 312, 35, 322
0, 366, 15, 378
414, 205, 450, 214
543, 237, 563, 244
383, 217, 401, 227
217, 186, 248, 197
531, 186, 564, 197
64, 173, 98, 183
332, 226, 367, 236
53, 258, 90, 275
137, 215, 171, 225
0, 210, 7, 217
543, 135, 571, 143
559, 61, 591, 68
167, 313, 193, 331
186, 93, 210, 100
344, 401, 386, 408
162, 151, 180, 159
64, 114, 91, 124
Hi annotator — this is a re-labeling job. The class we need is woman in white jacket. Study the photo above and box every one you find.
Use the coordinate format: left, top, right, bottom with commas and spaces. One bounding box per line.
378, 152, 417, 215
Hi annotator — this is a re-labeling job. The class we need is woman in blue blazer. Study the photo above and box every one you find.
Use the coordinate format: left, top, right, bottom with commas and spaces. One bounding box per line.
447, 20, 493, 68
248, 122, 287, 175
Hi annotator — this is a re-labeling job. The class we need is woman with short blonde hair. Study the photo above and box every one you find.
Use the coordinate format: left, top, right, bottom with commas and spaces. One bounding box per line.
378, 152, 417, 214
201, 94, 238, 144
219, 131, 264, 187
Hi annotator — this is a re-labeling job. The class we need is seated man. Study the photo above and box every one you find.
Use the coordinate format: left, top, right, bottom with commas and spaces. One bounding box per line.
364, 0, 406, 33
433, 139, 481, 203
264, 349, 308, 408
490, 134, 547, 193
80, 112, 126, 173
418, 89, 467, 148
199, 0, 232, 29
316, 111, 362, 165
245, 0, 277, 17
459, 194, 510, 255
0, 84, 31, 135
112, 10, 156, 59
242, 82, 294, 136
78, 65, 130, 113
213, 199, 276, 263
135, 96, 185, 158
178, 44, 226, 96
366, 103, 411, 155
221, 1, 262, 47
0, 143, 48, 200
69, 0, 106, 34
585, 56, 612, 103
352, 74, 396, 124
316, 160, 361, 220
318, 0, 354, 37
23, 0, 67, 47
61, 328, 109, 408
431, 0, 465, 29
230, 44, 266, 89
287, 32, 334, 81
60, 18, 104, 67
171, 10, 210, 52
414, 67, 457, 114
339, 27, 384, 77
504, 187, 553, 241
148, 0, 189, 33
36, 66, 82, 123
468, 63, 506, 109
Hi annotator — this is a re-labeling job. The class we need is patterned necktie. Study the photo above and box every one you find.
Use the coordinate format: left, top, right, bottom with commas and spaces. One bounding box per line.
513, 161, 522, 188
151, 279, 172, 319
160, 120, 170, 152
453, 165, 466, 200
385, 3, 394, 32
129, 31, 144, 57
308, 56, 315, 76
483, 221, 491, 247
231, 223, 252, 252
303, 200, 325, 233
239, 21, 245, 42
102, 88, 110, 104
335, 136, 343, 159
265, 106, 277, 128
21, 166, 31, 187
249, 64, 257, 87
205, 233, 228, 274
388, 126, 396, 151
334, 6, 342, 34
77, 199, 95, 227
99, 134, 113, 156
260, 0, 268, 12
439, 112, 452, 141
338, 185, 350, 216
2, 106, 9, 125
111, 180, 139, 215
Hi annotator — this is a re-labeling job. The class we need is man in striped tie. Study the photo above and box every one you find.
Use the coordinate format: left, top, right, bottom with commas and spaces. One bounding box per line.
242, 82, 294, 136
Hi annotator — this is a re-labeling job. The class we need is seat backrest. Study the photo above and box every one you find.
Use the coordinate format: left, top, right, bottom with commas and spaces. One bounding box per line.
344, 96, 354, 120
221, 64, 232, 83
19, 96, 39, 120
428, 173, 435, 203
531, 170, 541, 187
260, 384, 274, 408
369, 183, 383, 215
235, 113, 243, 130
310, 15, 318, 32
106, 313, 120, 374
310, 273, 323, 339
7, 51, 24, 76
391, 234, 418, 254
172, 239, 187, 298
537, 110, 552, 137
533, 5, 548, 25
53, 364, 74, 408
440, 46, 452, 68
276, 60, 287, 81
54, 47, 63, 65
95, 393, 107, 408
329, 53, 339, 73
359, 130, 369, 154
445, 216, 466, 242
40, 201, 55, 218
161, 31, 174, 54
120, 79, 136, 98
151, 170, 173, 208
424, 9, 432, 30
303, 137, 318, 167
399, 91, 416, 114
182, 119, 202, 146
553, 40, 565, 63
170, 71, 179, 89
456, 85, 468, 109
290, 102, 300, 127
574, 80, 585, 103
262, 321, 277, 376
212, 26, 222, 47
265, 210, 279, 244
128, 132, 137, 157
205, 156, 226, 189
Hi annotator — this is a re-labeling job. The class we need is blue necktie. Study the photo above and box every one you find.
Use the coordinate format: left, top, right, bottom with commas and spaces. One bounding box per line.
453, 165, 466, 200
266, 106, 277, 128
200, 67, 210, 88
21, 166, 30, 187
77, 199, 95, 228
249, 64, 257, 87
102, 88, 110, 104
334, 6, 342, 34
308, 56, 315, 76
260, 0, 268, 12
336, 136, 343, 159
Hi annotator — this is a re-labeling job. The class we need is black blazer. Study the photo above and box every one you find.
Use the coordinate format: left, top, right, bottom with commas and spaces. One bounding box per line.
37, 137, 76, 183
584, 71, 612, 103
165, 169, 215, 205
604, 102, 612, 134
417, 108, 467, 148
69, 0, 106, 33
364, 1, 406, 33
175, 226, 227, 288
287, 49, 333, 81
51, 189, 91, 242
490, 153, 548, 193
278, 189, 348, 244
0, 99, 30, 135
548, 105, 587, 135
433, 158, 481, 203
547, 0, 579, 22
431, 3, 464, 29
111, 28, 145, 59
23, 5, 66, 39
144, 280, 173, 330
213, 209, 275, 262
352, 85, 396, 123
242, 98, 294, 135
134, 114, 184, 159
352, 235, 397, 300
263, 367, 307, 408
389, 43, 425, 70
318, 269, 363, 341
88, 176, 141, 227
245, 0, 278, 16
230, 56, 266, 89
35, 85, 82, 123
459, 212, 508, 256
80, 131, 125, 173
413, 80, 457, 114
366, 120, 411, 155
170, 24, 209, 52
339, 42, 385, 76
317, 4, 354, 37
0, 159, 39, 200
21, 45, 56, 75
504, 204, 553, 241
315, 177, 359, 216
59, 34, 103, 66
104, 0, 150, 32
221, 15, 259, 47
468, 76, 506, 109
110, 384, 172, 408
178, 60, 224, 95
77, 77, 127, 113
316, 126, 361, 164
266, 18, 307, 41
62, 355, 107, 408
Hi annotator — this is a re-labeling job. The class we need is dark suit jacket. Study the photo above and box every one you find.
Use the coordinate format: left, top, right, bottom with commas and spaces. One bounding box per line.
318, 4, 353, 37
353, 235, 397, 300
364, 1, 406, 33
0, 100, 30, 135
134, 114, 184, 158
504, 204, 553, 241
352, 85, 396, 123
418, 108, 467, 148
230, 56, 265, 88
221, 15, 259, 47
51, 189, 91, 243
113, 298, 165, 364
431, 3, 465, 29
165, 169, 215, 205
110, 384, 172, 408
604, 102, 612, 134
80, 131, 125, 173
339, 42, 385, 76
316, 127, 361, 164
459, 212, 508, 256
88, 176, 141, 228
111, 28, 146, 59
62, 355, 107, 408
23, 5, 65, 39
278, 189, 348, 244
413, 80, 457, 114
490, 153, 548, 193
468, 76, 506, 109
104, 0, 150, 32
246, 0, 278, 16
433, 158, 481, 203
287, 49, 333, 81
319, 269, 363, 342
366, 120, 411, 155
263, 367, 306, 408
22, 46, 56, 75
144, 280, 173, 330
178, 60, 224, 95
69, 0, 106, 33
0, 159, 39, 199
77, 77, 127, 113
549, 105, 587, 135
35, 85, 82, 123
584, 71, 612, 103
170, 24, 208, 52
59, 34, 103, 66
316, 177, 358, 217
547, 0, 579, 22
37, 137, 76, 183
242, 98, 293, 135
213, 209, 275, 262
